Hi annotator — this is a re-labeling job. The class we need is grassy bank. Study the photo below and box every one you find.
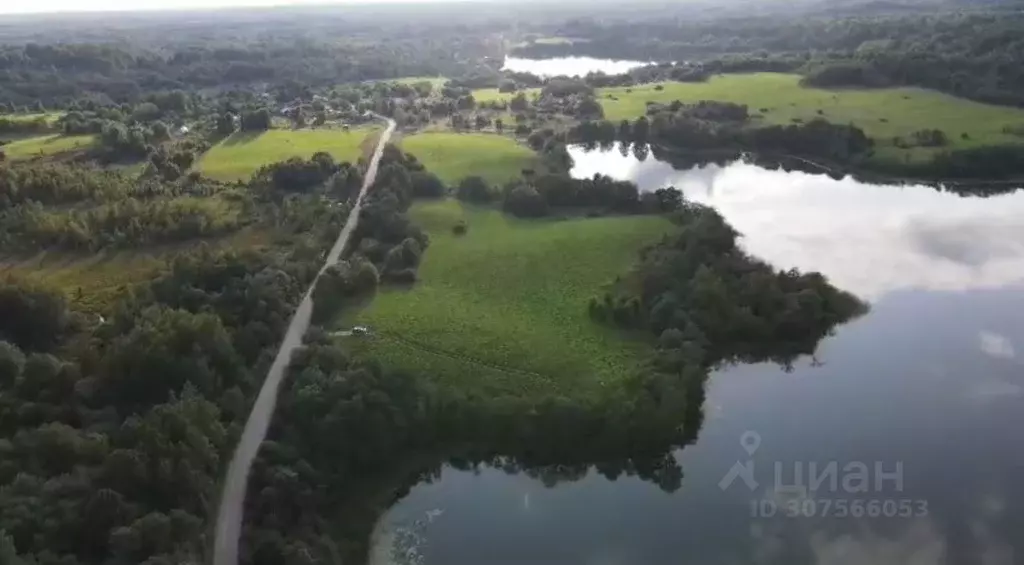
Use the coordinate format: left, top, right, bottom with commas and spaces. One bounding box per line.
346, 199, 672, 397
599, 73, 1024, 163
197, 127, 377, 181
3, 134, 95, 160
400, 132, 537, 185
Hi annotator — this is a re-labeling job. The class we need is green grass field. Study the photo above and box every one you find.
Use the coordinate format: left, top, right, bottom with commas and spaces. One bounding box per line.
196, 127, 377, 181
599, 73, 1024, 162
389, 76, 447, 90
401, 132, 537, 185
472, 87, 541, 104
2, 112, 63, 125
347, 199, 672, 397
2, 134, 95, 160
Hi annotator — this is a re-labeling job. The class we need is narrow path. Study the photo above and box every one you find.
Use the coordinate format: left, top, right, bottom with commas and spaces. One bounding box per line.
212, 116, 396, 565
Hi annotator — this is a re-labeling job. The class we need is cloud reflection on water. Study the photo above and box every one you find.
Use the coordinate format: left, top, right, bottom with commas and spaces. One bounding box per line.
569, 144, 1024, 299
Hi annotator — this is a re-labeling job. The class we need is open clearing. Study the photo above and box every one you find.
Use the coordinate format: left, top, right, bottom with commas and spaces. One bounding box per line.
197, 127, 377, 181
388, 76, 447, 90
599, 73, 1024, 163
346, 199, 672, 397
1, 251, 169, 314
472, 87, 541, 104
0, 228, 272, 314
2, 112, 63, 125
401, 132, 536, 185
3, 134, 95, 160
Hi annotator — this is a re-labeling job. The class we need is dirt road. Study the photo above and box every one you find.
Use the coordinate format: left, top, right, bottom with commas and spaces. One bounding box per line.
212, 116, 397, 565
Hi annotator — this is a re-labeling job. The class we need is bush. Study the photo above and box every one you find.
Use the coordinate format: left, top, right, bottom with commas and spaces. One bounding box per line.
241, 109, 272, 131
382, 238, 423, 276
0, 280, 75, 352
911, 129, 947, 147
542, 78, 593, 98
456, 176, 494, 203
410, 171, 446, 198
503, 184, 548, 218
452, 221, 467, 235
311, 257, 379, 323
255, 153, 339, 193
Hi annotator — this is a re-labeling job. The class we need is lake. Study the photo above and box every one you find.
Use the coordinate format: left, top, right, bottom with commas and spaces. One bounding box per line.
373, 144, 1024, 565
502, 56, 648, 77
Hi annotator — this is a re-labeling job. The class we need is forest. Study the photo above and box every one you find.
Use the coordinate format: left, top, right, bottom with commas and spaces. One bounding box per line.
0, 142, 385, 564
0, 26, 500, 108
513, 9, 1024, 107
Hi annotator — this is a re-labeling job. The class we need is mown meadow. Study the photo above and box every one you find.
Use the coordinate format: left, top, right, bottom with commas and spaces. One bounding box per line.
471, 87, 541, 104
196, 127, 377, 181
346, 199, 673, 397
2, 134, 95, 160
400, 132, 537, 185
598, 73, 1024, 163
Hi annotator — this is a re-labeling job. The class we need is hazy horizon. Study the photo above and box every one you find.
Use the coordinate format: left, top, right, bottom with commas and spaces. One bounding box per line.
0, 0, 472, 16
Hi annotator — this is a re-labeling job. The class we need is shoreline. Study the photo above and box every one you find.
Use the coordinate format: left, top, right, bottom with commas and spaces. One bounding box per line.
632, 142, 1024, 189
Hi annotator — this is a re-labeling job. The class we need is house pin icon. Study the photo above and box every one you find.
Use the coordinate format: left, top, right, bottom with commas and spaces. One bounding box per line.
718, 431, 761, 491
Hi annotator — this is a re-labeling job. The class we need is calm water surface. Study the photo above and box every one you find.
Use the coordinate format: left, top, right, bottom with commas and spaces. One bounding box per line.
501, 56, 648, 77
375, 144, 1024, 565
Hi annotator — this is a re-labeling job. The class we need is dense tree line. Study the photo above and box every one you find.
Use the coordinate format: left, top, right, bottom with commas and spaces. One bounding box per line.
872, 143, 1024, 180
0, 28, 500, 108
349, 145, 431, 284
0, 164, 138, 208
590, 202, 866, 368
0, 162, 248, 252
514, 10, 1024, 107
1, 196, 245, 251
0, 153, 373, 253
496, 171, 683, 218
568, 104, 875, 169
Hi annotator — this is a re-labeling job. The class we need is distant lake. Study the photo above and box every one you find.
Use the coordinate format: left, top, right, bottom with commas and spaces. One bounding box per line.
501, 56, 648, 77
373, 144, 1024, 565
